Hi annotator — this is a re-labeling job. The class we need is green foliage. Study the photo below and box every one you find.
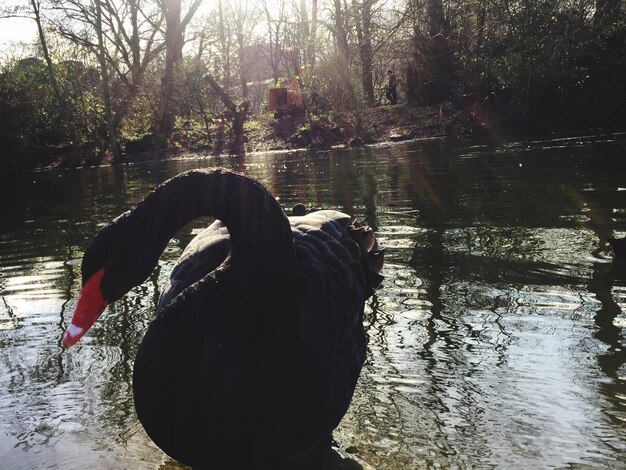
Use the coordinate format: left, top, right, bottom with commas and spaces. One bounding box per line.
2, 0, 625, 172
0, 57, 109, 170
169, 115, 214, 152
0, 60, 63, 170
407, 0, 626, 129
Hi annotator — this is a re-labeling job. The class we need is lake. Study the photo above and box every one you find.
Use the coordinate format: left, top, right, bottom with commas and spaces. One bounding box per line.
1, 132, 626, 468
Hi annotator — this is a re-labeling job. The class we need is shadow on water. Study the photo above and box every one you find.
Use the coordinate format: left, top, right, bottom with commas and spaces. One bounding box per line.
157, 445, 371, 470
588, 257, 626, 426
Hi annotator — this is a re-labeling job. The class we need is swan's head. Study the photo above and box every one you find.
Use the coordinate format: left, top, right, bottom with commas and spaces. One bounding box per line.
61, 265, 108, 349
62, 217, 149, 349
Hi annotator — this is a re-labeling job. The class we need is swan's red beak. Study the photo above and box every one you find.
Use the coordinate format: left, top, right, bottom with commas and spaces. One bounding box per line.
62, 268, 108, 349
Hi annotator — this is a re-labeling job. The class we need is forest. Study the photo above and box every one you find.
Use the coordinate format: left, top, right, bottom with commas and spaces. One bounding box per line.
0, 0, 624, 171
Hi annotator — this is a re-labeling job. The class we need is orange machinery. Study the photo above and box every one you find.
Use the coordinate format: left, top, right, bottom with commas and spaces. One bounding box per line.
268, 76, 304, 114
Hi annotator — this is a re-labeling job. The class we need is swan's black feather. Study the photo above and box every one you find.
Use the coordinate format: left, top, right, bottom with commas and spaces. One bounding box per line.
70, 170, 382, 469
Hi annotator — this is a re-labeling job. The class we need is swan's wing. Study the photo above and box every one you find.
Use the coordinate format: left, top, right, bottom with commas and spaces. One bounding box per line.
158, 209, 383, 316
157, 220, 230, 311
290, 210, 371, 340
290, 210, 383, 429
291, 210, 384, 297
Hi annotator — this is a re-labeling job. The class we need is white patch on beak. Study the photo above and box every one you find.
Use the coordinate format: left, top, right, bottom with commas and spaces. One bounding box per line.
67, 323, 84, 337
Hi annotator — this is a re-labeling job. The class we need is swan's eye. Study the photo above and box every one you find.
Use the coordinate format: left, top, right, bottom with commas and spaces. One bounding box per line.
104, 259, 113, 269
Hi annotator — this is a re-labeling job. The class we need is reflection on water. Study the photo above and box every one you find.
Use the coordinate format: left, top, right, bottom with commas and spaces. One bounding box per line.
1, 133, 626, 468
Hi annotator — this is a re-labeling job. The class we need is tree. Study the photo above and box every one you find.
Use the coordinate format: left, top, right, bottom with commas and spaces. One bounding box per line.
49, 0, 203, 152
95, 0, 122, 160
156, 0, 203, 141
49, 0, 164, 153
332, 0, 351, 61
203, 73, 249, 155
216, 0, 232, 91
261, 0, 287, 83
294, 0, 318, 70
229, 0, 261, 99
30, 0, 63, 105
309, 0, 318, 67
354, 0, 375, 105
423, 0, 455, 102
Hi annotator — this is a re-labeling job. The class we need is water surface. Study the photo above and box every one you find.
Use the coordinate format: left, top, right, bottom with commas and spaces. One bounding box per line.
1, 133, 626, 468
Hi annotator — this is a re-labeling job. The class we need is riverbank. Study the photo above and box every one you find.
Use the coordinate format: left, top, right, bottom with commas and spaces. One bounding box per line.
32, 103, 488, 170
225, 102, 495, 154
127, 103, 489, 164
241, 104, 447, 153
40, 101, 622, 170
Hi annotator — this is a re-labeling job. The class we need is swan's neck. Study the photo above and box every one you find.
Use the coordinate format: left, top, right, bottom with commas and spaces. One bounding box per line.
126, 169, 294, 279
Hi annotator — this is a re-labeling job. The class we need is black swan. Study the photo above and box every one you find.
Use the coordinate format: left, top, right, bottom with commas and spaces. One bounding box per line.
61, 169, 383, 468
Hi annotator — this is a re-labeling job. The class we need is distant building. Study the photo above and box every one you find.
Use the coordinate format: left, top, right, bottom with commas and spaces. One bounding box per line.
238, 43, 301, 112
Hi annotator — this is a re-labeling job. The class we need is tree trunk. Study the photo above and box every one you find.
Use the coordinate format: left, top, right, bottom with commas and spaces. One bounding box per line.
157, 0, 184, 141
262, 0, 282, 84
423, 0, 455, 102
95, 0, 122, 162
236, 31, 248, 98
299, 0, 310, 65
129, 0, 141, 88
310, 0, 318, 67
356, 0, 375, 106
230, 101, 249, 155
331, 0, 363, 135
426, 0, 449, 37
31, 0, 62, 106
333, 0, 350, 60
218, 0, 231, 91
203, 74, 248, 155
